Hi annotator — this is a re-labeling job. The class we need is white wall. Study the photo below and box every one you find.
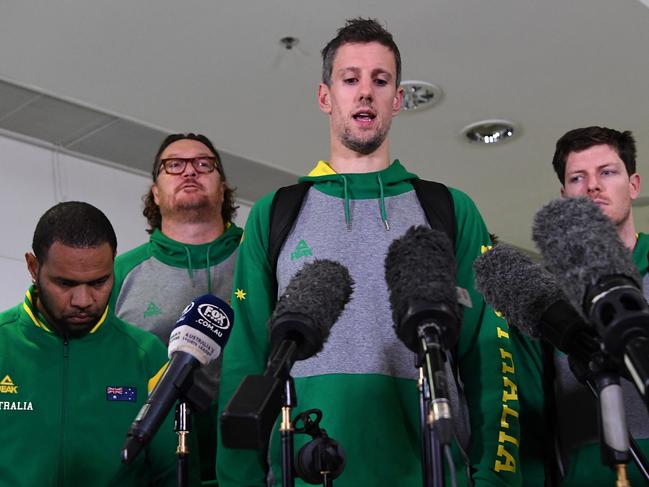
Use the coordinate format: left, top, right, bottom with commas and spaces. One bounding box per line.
0, 133, 250, 310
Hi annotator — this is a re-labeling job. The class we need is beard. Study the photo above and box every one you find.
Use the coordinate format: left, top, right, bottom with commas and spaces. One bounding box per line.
35, 280, 100, 338
339, 118, 391, 156
162, 190, 221, 224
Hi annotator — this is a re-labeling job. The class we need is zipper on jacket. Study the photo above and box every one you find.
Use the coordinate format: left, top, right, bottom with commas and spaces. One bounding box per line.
59, 335, 69, 486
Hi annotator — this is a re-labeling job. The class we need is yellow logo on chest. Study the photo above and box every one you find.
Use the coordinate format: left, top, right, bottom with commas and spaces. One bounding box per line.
0, 375, 18, 394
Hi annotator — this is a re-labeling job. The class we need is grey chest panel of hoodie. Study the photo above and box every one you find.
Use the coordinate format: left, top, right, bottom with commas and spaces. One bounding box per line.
114, 251, 237, 400
277, 186, 431, 380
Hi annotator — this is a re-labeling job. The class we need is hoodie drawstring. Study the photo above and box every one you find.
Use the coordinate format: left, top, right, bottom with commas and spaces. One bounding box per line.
184, 246, 195, 280
341, 175, 352, 231
205, 243, 215, 294
377, 173, 390, 231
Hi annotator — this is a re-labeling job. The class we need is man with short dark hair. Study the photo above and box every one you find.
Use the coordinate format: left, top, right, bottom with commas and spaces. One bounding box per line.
546, 126, 649, 485
111, 133, 243, 484
0, 201, 190, 486
218, 18, 521, 486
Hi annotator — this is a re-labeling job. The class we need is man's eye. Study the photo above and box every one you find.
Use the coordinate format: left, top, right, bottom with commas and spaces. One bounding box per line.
196, 159, 213, 169
166, 160, 182, 170
343, 78, 357, 85
375, 79, 388, 86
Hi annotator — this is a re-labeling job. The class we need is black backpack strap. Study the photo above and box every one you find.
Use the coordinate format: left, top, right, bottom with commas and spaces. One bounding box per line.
268, 181, 313, 282
411, 179, 456, 250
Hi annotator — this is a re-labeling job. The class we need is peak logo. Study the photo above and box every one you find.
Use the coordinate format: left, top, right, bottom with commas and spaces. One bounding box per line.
0, 375, 18, 394
198, 303, 230, 330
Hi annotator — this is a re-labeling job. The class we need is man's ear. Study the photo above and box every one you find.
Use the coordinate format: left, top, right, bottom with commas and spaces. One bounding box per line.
630, 173, 641, 200
560, 186, 566, 198
25, 252, 39, 282
392, 86, 404, 115
151, 184, 160, 205
318, 83, 332, 114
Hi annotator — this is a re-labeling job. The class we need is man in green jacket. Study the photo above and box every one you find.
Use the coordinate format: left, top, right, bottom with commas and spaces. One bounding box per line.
0, 201, 194, 486
548, 126, 649, 485
218, 18, 521, 487
111, 133, 242, 484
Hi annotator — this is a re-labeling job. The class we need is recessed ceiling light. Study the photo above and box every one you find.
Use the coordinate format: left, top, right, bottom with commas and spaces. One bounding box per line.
400, 81, 442, 112
461, 119, 518, 145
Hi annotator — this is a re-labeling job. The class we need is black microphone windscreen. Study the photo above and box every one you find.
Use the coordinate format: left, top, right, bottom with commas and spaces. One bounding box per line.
474, 245, 563, 339
385, 225, 460, 350
532, 197, 641, 310
269, 259, 353, 360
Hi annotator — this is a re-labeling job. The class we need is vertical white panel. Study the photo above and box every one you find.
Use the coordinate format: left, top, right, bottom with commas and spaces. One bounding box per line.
0, 256, 30, 311
0, 137, 58, 260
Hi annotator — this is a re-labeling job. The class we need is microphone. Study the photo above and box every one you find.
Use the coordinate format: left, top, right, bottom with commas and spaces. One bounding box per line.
121, 294, 233, 463
532, 197, 649, 402
221, 259, 353, 450
473, 244, 600, 365
384, 225, 461, 443
474, 243, 633, 467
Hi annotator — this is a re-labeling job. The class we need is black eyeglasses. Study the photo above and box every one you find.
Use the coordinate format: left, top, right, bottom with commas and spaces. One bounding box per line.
158, 157, 219, 175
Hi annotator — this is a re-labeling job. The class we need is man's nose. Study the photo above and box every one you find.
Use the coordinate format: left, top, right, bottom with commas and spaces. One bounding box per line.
182, 160, 198, 177
358, 78, 374, 102
71, 285, 92, 309
587, 176, 601, 193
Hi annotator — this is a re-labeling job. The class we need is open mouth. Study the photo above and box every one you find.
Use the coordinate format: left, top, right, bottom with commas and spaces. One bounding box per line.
353, 110, 376, 122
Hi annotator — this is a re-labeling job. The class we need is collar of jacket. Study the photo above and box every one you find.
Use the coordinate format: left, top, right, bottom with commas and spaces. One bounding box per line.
21, 286, 109, 337
149, 223, 243, 269
299, 159, 419, 199
633, 232, 649, 276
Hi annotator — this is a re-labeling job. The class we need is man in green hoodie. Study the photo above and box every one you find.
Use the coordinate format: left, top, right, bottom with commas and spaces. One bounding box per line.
548, 126, 649, 486
111, 133, 243, 484
218, 18, 521, 487
0, 201, 191, 486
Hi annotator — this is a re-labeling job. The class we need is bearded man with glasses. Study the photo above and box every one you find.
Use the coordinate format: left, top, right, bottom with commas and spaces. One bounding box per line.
110, 133, 243, 486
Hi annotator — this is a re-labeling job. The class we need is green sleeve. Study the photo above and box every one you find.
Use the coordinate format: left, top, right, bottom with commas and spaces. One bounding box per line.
217, 192, 277, 486
451, 188, 522, 486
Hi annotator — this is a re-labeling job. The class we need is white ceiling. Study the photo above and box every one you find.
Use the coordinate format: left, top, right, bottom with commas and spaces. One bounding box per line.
1, 0, 648, 251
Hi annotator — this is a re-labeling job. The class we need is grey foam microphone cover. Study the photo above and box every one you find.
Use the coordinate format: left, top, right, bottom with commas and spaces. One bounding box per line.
532, 197, 641, 311
385, 225, 461, 351
473, 245, 563, 339
269, 259, 354, 360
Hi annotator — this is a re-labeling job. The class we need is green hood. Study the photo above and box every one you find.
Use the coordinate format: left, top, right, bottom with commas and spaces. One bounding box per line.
299, 159, 418, 198
298, 159, 419, 230
149, 224, 242, 293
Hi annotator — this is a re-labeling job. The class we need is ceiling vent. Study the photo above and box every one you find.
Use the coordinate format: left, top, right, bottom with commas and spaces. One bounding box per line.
400, 81, 442, 112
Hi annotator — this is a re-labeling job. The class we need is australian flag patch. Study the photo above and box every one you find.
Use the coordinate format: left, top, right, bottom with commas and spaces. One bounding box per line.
106, 386, 137, 402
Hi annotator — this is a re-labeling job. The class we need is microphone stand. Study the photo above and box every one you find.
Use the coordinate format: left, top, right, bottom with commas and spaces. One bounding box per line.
174, 400, 191, 487
280, 376, 297, 487
568, 354, 649, 484
417, 324, 453, 487
418, 366, 443, 487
